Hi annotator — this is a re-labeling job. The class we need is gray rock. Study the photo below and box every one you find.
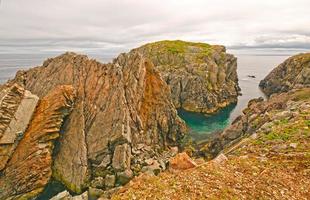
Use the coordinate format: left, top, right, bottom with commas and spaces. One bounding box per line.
135, 41, 240, 114
105, 174, 116, 188
271, 144, 288, 152
49, 190, 71, 200
141, 160, 161, 176
91, 177, 105, 189
98, 154, 111, 168
117, 169, 133, 185
88, 187, 104, 199
260, 53, 310, 96
112, 143, 131, 171
289, 143, 298, 149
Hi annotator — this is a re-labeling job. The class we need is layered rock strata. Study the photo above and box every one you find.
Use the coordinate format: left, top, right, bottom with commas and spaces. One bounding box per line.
0, 85, 75, 199
134, 40, 240, 113
0, 51, 187, 198
259, 53, 310, 96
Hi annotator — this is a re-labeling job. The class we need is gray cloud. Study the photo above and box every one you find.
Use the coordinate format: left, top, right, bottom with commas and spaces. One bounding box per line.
0, 0, 310, 54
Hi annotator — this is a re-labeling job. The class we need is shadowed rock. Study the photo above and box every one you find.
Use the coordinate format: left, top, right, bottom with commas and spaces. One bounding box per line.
0, 85, 75, 199
3, 51, 187, 194
260, 53, 310, 96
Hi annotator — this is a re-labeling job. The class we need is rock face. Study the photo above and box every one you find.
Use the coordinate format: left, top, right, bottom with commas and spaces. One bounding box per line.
0, 85, 75, 199
201, 88, 310, 159
134, 40, 240, 113
0, 51, 187, 197
259, 53, 310, 96
0, 84, 39, 170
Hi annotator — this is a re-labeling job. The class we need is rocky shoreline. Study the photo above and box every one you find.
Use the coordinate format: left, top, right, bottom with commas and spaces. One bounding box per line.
134, 40, 240, 114
0, 41, 309, 200
111, 53, 310, 200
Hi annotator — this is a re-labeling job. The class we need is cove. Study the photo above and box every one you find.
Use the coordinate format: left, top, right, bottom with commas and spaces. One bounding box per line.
177, 103, 236, 142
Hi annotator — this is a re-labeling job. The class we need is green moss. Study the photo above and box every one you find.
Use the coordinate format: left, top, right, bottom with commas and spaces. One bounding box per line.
141, 40, 213, 58
291, 89, 310, 101
52, 168, 87, 194
264, 131, 290, 141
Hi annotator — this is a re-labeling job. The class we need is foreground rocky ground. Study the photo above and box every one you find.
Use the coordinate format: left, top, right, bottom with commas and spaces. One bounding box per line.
112, 88, 310, 200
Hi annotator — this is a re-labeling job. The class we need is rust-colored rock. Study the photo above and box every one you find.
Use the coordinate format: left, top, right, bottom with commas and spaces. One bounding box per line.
0, 84, 39, 170
0, 85, 75, 199
169, 152, 197, 170
5, 51, 187, 193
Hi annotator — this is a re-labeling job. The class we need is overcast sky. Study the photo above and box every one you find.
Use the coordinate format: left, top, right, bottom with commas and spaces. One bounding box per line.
0, 0, 310, 55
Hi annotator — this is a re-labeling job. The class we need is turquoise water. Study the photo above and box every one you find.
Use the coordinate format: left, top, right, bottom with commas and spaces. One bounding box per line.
178, 104, 236, 141
177, 54, 290, 141
0, 53, 290, 142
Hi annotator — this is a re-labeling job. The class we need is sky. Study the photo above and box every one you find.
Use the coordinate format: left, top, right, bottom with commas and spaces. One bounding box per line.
0, 0, 310, 56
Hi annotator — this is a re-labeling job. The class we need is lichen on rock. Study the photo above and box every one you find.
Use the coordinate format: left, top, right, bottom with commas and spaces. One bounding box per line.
133, 40, 240, 113
259, 53, 310, 96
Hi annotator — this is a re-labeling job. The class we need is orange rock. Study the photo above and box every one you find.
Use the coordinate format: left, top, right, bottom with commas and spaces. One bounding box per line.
0, 85, 75, 200
169, 152, 197, 170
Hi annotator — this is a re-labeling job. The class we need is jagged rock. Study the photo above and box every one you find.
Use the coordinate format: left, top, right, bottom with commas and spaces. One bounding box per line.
201, 88, 310, 159
91, 177, 105, 189
105, 174, 116, 188
50, 190, 71, 200
4, 51, 187, 193
290, 143, 298, 149
134, 40, 240, 113
88, 187, 104, 199
0, 85, 75, 200
212, 153, 228, 165
260, 53, 310, 96
169, 152, 197, 170
117, 169, 133, 185
112, 143, 131, 171
50, 191, 88, 200
0, 84, 39, 170
141, 160, 161, 175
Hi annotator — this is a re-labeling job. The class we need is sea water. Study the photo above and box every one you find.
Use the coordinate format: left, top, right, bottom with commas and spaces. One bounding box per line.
177, 54, 289, 140
0, 52, 290, 141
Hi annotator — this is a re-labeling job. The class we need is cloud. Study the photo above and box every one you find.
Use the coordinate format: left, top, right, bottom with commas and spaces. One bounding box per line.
0, 0, 310, 54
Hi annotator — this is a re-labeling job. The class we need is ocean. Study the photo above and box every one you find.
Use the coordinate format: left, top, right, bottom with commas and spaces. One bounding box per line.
0, 52, 290, 141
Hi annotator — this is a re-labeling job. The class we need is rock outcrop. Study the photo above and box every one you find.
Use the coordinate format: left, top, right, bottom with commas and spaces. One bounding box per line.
0, 51, 187, 198
201, 88, 310, 159
259, 53, 310, 96
0, 85, 75, 199
134, 40, 240, 113
112, 87, 310, 199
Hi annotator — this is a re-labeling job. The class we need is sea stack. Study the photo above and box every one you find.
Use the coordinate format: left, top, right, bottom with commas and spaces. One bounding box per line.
134, 40, 240, 114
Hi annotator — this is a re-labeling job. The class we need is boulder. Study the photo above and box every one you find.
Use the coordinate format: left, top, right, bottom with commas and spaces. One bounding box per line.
169, 152, 197, 170
105, 174, 116, 188
117, 169, 134, 185
112, 143, 131, 171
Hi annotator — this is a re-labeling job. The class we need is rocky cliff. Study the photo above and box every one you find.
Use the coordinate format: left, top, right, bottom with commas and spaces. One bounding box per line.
112, 86, 310, 200
259, 53, 310, 96
0, 51, 187, 199
133, 40, 240, 113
